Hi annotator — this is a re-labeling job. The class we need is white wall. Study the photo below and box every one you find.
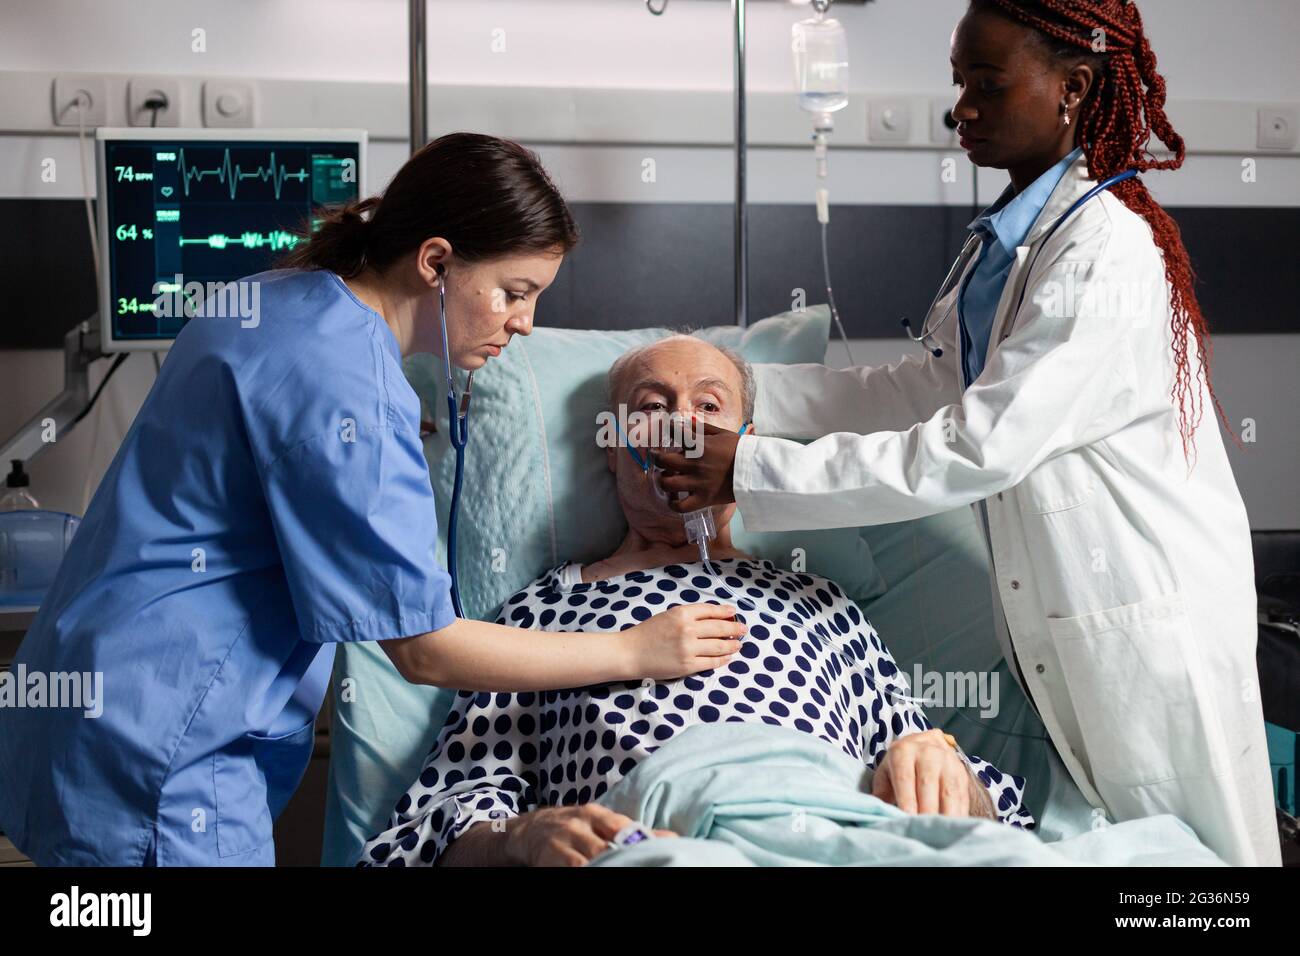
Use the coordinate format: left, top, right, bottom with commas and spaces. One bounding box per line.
3, 0, 1297, 97
1, 0, 1297, 527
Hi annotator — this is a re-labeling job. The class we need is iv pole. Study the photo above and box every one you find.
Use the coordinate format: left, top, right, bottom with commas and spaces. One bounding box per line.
733, 0, 748, 328
646, 0, 750, 329
409, 0, 427, 156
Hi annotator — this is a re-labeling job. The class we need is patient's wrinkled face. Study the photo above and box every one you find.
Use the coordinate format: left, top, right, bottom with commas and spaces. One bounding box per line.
607, 337, 745, 537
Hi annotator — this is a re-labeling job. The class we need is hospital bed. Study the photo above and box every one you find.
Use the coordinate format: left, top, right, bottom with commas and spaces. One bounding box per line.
319, 306, 1131, 866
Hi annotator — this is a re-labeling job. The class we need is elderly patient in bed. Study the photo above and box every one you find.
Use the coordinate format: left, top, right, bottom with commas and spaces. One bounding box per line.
359, 335, 1033, 866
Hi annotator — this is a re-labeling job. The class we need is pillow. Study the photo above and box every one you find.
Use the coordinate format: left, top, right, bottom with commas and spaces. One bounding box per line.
323, 305, 886, 865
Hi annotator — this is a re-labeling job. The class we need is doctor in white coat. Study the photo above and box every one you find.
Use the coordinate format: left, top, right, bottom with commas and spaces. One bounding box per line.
657, 0, 1279, 866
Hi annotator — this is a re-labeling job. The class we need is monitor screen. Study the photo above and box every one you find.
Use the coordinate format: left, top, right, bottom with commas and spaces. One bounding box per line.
97, 129, 365, 351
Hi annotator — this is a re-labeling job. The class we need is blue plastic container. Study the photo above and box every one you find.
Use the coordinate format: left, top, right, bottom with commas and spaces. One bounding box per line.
0, 509, 81, 608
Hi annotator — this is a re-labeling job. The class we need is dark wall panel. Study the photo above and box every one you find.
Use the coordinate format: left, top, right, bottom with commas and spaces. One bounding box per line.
544, 202, 1300, 337
2, 198, 1295, 348
0, 200, 99, 348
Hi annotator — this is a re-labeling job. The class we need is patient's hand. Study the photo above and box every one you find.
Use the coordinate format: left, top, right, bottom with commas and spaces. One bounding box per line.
871, 729, 995, 819
508, 805, 677, 867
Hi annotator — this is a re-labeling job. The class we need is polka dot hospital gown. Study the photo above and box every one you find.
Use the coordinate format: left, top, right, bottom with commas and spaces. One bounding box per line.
359, 558, 1033, 865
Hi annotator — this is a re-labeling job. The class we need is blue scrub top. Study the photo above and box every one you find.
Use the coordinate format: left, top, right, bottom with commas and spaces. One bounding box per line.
0, 269, 455, 865
957, 147, 1082, 388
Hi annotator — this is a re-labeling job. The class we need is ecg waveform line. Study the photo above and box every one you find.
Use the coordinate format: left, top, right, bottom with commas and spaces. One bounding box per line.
175, 148, 309, 201
177, 230, 302, 251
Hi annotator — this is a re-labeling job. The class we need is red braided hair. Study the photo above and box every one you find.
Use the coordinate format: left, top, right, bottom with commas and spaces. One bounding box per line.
974, 0, 1235, 464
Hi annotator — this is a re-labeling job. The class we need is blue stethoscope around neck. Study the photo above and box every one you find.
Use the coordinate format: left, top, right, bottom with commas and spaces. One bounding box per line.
437, 262, 474, 618
901, 168, 1138, 357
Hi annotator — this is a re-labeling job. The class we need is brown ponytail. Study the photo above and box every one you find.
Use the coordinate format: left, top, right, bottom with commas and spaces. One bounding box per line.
285, 195, 380, 277
280, 132, 578, 279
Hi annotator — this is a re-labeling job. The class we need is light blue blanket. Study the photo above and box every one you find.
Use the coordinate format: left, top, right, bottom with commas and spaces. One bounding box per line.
590, 723, 1225, 867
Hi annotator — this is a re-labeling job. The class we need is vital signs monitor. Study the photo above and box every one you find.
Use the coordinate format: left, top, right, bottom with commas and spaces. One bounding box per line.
95, 128, 366, 351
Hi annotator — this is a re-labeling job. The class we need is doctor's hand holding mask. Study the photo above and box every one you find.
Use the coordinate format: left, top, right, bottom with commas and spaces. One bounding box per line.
655, 420, 740, 516
657, 0, 1282, 868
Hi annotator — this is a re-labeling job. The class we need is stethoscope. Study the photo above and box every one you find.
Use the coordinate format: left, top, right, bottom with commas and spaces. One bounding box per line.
900, 169, 1138, 358
437, 263, 474, 618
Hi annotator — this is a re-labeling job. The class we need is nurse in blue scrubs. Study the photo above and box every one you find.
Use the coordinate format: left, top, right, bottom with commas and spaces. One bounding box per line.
0, 132, 745, 866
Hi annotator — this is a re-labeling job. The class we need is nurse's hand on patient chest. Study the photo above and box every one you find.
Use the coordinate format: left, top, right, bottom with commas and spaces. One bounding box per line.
871, 729, 995, 819
631, 603, 746, 680
382, 604, 743, 690
654, 421, 740, 513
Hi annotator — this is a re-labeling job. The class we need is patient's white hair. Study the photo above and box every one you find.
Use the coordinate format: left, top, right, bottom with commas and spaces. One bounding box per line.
606, 333, 756, 423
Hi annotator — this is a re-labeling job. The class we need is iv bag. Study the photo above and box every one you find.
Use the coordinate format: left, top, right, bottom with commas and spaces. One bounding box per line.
792, 13, 849, 114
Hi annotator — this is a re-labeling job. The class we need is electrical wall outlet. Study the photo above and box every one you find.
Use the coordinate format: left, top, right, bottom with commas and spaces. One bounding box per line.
203, 80, 256, 127
1257, 107, 1297, 151
52, 74, 107, 127
867, 97, 912, 144
930, 98, 959, 146
128, 77, 182, 127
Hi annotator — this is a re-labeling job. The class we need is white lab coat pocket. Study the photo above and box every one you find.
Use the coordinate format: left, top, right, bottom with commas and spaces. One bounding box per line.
1047, 591, 1218, 788
1017, 449, 1097, 515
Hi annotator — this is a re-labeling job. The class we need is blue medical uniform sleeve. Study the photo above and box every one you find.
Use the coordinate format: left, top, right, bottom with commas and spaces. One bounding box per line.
260, 418, 456, 643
